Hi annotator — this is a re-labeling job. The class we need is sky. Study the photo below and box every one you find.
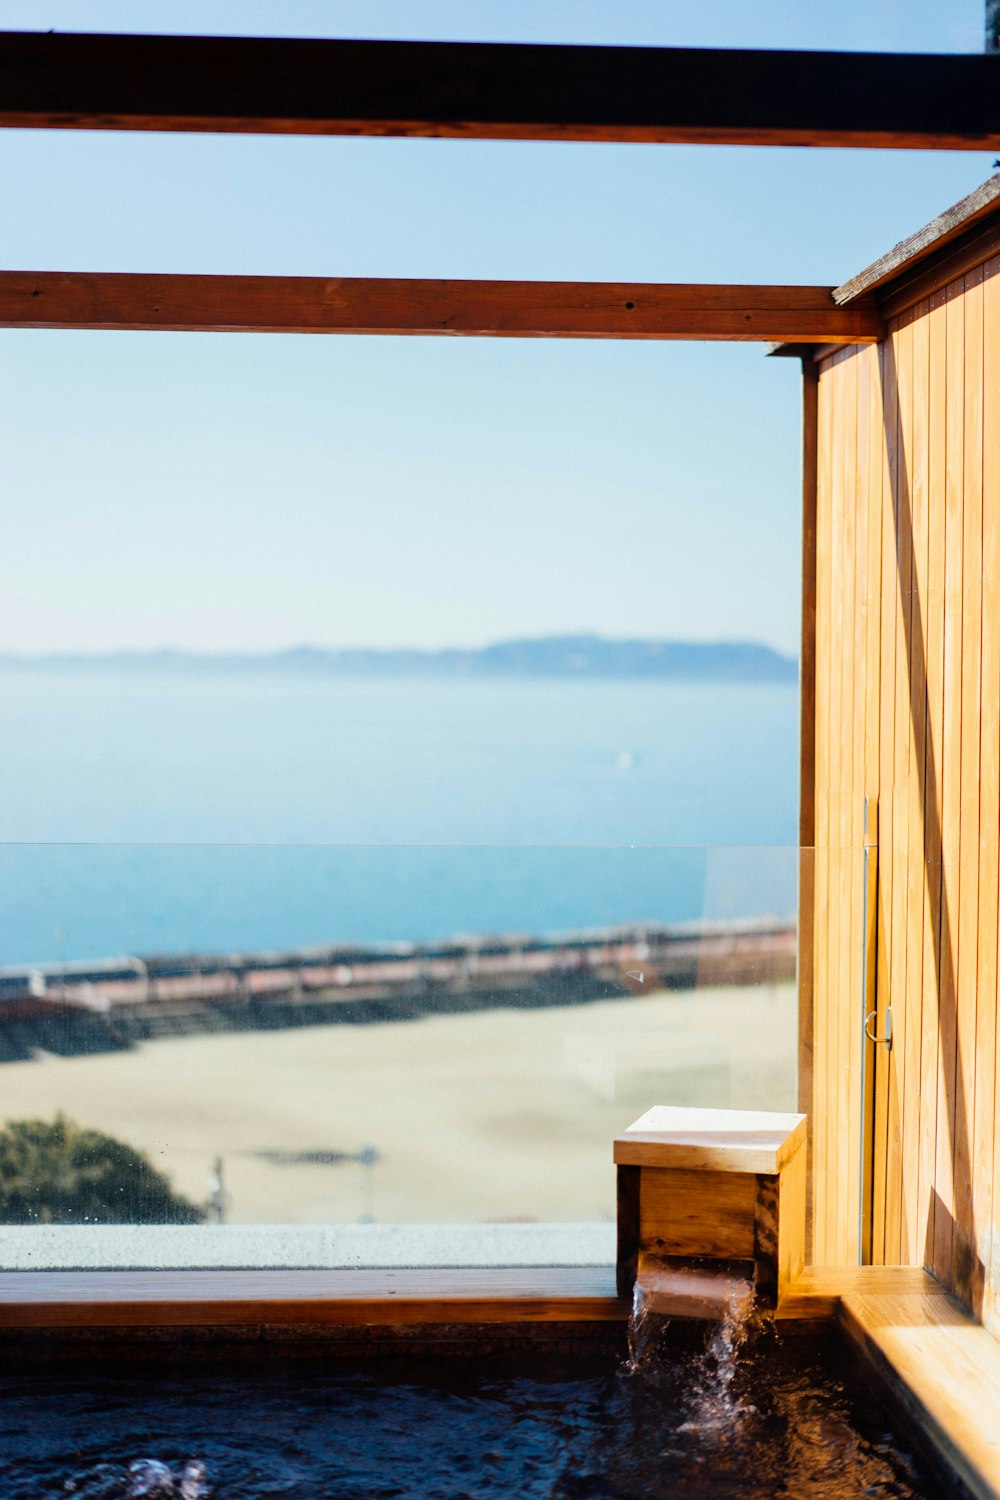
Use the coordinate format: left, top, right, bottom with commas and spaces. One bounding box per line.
0, 1, 994, 657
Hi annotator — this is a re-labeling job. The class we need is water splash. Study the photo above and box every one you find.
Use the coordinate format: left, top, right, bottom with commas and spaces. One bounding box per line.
626, 1277, 664, 1374
60, 1458, 210, 1498
625, 1259, 759, 1433
678, 1279, 758, 1437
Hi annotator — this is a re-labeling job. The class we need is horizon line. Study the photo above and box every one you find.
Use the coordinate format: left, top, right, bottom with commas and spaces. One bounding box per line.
0, 631, 798, 662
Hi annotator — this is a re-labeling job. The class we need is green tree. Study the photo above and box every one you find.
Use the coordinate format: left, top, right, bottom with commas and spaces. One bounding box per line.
0, 1115, 205, 1224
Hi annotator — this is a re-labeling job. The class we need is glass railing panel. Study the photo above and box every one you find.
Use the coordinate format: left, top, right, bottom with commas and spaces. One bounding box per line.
0, 841, 811, 1264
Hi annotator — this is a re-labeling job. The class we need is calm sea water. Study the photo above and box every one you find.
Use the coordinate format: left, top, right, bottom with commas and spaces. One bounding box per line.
0, 672, 799, 965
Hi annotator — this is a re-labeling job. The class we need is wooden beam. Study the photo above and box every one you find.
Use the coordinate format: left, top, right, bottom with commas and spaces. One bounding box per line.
0, 272, 883, 343
0, 33, 999, 150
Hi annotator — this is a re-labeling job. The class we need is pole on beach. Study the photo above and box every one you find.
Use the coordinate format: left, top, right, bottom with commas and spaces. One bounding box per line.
207, 1155, 228, 1224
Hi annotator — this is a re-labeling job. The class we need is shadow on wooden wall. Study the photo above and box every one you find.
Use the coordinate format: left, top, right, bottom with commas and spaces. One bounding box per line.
879, 336, 976, 1312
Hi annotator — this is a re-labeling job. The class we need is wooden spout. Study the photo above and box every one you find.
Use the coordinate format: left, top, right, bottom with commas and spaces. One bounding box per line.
615, 1105, 807, 1309
634, 1254, 756, 1322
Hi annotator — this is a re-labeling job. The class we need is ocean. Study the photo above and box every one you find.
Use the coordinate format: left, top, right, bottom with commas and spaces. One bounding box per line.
0, 671, 799, 966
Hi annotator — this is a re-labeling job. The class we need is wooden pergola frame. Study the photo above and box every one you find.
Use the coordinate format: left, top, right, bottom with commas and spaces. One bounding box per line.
1, 31, 996, 343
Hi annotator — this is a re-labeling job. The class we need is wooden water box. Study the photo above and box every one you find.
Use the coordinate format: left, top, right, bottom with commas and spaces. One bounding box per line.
615, 1105, 807, 1312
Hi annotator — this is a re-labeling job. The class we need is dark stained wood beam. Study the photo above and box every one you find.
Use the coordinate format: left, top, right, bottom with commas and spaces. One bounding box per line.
0, 272, 884, 343
0, 32, 998, 149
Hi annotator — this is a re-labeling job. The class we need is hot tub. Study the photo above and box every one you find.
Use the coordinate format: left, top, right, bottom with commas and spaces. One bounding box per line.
0, 1315, 952, 1499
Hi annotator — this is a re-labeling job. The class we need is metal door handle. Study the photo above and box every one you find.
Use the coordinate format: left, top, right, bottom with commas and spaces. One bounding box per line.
864, 1005, 892, 1050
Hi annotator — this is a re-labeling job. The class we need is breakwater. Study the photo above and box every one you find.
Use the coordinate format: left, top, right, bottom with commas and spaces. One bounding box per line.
0, 919, 795, 1063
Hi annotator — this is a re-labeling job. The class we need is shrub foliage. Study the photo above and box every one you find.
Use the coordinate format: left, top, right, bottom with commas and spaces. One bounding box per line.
0, 1114, 205, 1224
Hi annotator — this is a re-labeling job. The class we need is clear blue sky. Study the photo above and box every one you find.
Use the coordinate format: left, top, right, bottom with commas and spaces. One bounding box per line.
0, 0, 993, 656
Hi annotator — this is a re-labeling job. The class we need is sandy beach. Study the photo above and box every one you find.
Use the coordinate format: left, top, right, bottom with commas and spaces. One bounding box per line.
0, 982, 795, 1225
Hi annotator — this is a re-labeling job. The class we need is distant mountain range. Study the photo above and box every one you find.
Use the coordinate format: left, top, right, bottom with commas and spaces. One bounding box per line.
0, 636, 797, 682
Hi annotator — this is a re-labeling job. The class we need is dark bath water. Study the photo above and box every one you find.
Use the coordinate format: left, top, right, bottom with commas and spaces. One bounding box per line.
0, 1337, 939, 1499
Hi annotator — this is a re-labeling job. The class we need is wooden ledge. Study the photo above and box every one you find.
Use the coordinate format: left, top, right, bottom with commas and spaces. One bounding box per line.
841, 1282, 1000, 1500
0, 1263, 929, 1330
0, 1267, 627, 1328
0, 1262, 930, 1331
773, 1264, 934, 1321
777, 1267, 1000, 1500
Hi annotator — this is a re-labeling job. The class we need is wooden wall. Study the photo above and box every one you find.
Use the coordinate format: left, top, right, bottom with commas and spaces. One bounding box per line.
808, 250, 1000, 1335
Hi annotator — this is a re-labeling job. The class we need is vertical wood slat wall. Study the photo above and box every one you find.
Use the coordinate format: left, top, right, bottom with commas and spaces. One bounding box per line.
809, 250, 1000, 1335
